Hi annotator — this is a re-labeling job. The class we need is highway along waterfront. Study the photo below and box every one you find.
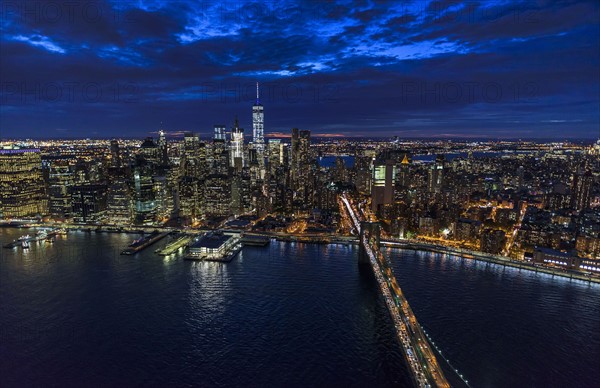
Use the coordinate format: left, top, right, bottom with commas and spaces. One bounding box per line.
1, 228, 599, 387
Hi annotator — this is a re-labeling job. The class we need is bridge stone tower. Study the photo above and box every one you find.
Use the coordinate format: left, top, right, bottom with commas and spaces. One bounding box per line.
359, 221, 381, 264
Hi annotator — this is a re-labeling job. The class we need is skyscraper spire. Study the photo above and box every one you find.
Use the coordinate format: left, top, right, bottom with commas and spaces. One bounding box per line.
256, 81, 260, 105
252, 81, 265, 178
252, 84, 264, 144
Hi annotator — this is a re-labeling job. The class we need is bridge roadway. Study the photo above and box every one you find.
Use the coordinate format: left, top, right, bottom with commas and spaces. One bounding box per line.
341, 194, 450, 388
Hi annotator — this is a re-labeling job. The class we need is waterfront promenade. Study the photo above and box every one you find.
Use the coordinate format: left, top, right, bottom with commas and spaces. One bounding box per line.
2, 219, 598, 284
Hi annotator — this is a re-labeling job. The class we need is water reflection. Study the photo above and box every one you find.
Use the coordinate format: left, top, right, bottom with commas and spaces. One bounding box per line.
187, 260, 231, 322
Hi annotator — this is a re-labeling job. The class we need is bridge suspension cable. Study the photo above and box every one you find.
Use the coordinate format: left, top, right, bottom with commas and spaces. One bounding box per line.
341, 193, 454, 388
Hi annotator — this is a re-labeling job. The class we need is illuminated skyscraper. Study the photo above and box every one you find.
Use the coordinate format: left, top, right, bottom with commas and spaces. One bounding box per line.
371, 158, 396, 212
268, 139, 282, 175
140, 137, 159, 164
428, 154, 445, 193
48, 160, 73, 220
207, 140, 229, 176
291, 129, 312, 205
230, 117, 244, 169
157, 129, 168, 165
291, 128, 300, 184
133, 158, 156, 225
204, 174, 231, 216
70, 184, 108, 223
214, 124, 226, 141
110, 139, 121, 168
252, 82, 264, 144
133, 138, 159, 224
106, 179, 132, 224
252, 82, 266, 179
397, 153, 411, 188
182, 132, 201, 178
571, 170, 592, 211
0, 146, 47, 218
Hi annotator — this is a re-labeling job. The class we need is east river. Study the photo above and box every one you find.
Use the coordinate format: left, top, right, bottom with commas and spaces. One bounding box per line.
1, 229, 599, 387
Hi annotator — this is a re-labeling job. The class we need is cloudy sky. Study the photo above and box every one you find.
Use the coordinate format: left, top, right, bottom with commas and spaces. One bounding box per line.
1, 0, 599, 139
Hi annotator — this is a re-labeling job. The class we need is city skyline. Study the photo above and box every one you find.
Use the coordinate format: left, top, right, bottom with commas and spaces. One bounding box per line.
1, 2, 599, 387
1, 1, 599, 139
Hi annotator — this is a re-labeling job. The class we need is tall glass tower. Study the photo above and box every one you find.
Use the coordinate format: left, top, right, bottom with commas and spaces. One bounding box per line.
252, 82, 266, 179
157, 128, 168, 165
252, 82, 264, 145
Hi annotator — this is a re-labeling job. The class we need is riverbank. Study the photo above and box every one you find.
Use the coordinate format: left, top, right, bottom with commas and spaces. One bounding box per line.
382, 239, 600, 284
2, 223, 596, 284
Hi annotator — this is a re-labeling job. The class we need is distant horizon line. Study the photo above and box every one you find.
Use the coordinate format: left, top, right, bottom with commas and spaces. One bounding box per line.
1, 135, 598, 144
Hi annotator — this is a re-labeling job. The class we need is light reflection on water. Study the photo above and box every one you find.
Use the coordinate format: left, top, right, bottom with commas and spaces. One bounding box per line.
0, 229, 598, 387
389, 247, 600, 387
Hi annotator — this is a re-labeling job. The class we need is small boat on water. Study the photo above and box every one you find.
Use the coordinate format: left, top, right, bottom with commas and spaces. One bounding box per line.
4, 234, 32, 249
33, 230, 48, 241
3, 229, 65, 249
45, 228, 67, 236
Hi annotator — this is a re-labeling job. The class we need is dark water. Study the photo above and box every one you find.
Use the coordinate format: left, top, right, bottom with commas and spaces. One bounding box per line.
387, 249, 600, 388
319, 155, 354, 168
412, 152, 510, 162
319, 152, 520, 166
0, 229, 409, 387
1, 230, 599, 387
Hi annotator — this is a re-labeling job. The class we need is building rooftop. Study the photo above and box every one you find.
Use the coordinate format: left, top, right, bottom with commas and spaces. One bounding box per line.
534, 247, 574, 258
189, 232, 231, 249
0, 147, 40, 154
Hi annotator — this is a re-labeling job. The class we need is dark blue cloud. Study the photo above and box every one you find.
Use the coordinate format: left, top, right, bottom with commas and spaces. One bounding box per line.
0, 0, 598, 139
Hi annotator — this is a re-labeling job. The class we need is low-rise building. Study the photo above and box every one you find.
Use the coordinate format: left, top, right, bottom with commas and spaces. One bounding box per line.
186, 232, 241, 261
532, 247, 579, 268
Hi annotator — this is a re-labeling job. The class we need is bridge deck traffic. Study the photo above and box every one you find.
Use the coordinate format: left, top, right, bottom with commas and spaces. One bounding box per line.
341, 194, 450, 388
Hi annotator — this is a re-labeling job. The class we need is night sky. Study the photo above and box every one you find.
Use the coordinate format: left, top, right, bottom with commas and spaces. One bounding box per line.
1, 0, 599, 139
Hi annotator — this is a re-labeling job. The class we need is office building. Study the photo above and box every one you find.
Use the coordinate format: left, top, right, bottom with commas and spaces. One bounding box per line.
371, 158, 396, 212
0, 146, 47, 218
214, 125, 226, 141
230, 118, 244, 169
70, 184, 108, 223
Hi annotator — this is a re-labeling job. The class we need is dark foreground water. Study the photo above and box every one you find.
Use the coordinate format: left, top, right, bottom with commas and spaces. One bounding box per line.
1, 229, 599, 387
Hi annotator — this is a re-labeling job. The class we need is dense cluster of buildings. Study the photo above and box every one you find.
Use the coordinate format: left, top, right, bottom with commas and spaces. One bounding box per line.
0, 89, 599, 267
359, 140, 600, 267
0, 84, 340, 233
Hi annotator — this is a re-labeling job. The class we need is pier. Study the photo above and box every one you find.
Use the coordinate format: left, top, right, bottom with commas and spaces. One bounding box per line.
121, 231, 169, 255
155, 234, 193, 256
